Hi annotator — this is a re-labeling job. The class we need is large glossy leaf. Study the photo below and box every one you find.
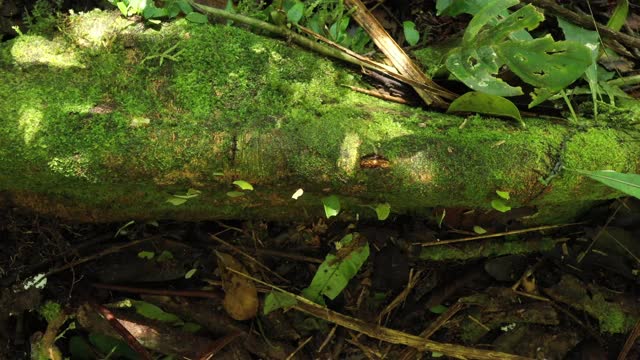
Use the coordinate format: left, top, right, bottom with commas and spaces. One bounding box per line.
573, 170, 640, 199
447, 91, 524, 126
497, 35, 592, 90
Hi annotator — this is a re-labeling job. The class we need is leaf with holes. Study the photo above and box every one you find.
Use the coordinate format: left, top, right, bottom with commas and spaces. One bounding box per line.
497, 35, 592, 91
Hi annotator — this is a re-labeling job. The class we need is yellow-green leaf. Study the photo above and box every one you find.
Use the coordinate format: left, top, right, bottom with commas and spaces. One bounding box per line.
374, 203, 391, 220
448, 92, 524, 127
233, 180, 254, 191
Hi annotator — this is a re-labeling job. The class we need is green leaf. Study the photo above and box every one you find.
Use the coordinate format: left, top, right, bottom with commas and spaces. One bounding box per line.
131, 300, 183, 325
570, 169, 640, 199
374, 203, 391, 221
156, 250, 174, 262
607, 0, 629, 31
403, 21, 420, 46
491, 199, 511, 212
137, 251, 155, 260
463, 0, 519, 44
142, 6, 168, 19
496, 190, 510, 200
497, 35, 592, 90
287, 2, 304, 24
429, 304, 448, 314
436, 0, 485, 16
263, 291, 298, 315
557, 18, 600, 119
233, 180, 254, 191
226, 191, 245, 198
447, 92, 524, 126
473, 226, 487, 234
184, 268, 197, 279
116, 2, 128, 16
322, 195, 341, 218
166, 196, 187, 206
176, 0, 193, 15
186, 12, 208, 24
302, 234, 369, 304
446, 47, 523, 96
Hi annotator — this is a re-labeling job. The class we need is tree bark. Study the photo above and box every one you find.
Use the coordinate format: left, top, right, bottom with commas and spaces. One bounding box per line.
1, 10, 639, 223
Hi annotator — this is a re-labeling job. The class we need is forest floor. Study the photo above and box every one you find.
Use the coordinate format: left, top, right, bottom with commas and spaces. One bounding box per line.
1, 198, 640, 359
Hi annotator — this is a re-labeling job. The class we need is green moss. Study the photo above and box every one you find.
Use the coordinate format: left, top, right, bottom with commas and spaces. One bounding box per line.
1, 10, 639, 222
420, 238, 556, 261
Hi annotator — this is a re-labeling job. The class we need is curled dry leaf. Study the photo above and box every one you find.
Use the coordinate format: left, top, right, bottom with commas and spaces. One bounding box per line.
215, 251, 258, 321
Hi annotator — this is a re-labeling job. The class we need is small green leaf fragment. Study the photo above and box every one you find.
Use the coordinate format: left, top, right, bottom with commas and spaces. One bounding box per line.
403, 21, 420, 46
186, 12, 208, 23
137, 251, 155, 260
167, 197, 188, 206
226, 191, 245, 198
233, 180, 254, 191
473, 226, 487, 234
374, 203, 391, 220
429, 304, 448, 314
432, 352, 444, 358
185, 268, 197, 279
491, 199, 511, 213
496, 190, 510, 200
132, 300, 183, 324
264, 291, 298, 315
322, 195, 341, 218
156, 250, 174, 262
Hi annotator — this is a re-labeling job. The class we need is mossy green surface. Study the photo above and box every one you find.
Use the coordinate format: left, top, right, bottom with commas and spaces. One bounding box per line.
1, 10, 639, 222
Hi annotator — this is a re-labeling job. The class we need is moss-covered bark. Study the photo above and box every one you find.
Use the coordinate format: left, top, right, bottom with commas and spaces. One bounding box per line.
1, 10, 639, 223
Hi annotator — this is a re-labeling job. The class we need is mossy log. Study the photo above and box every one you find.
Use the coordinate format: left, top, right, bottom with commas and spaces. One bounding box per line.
1, 10, 639, 223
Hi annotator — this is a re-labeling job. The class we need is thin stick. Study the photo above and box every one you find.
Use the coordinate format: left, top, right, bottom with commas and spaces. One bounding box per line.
618, 317, 640, 360
285, 336, 313, 360
419, 223, 584, 247
44, 235, 163, 277
90, 301, 153, 360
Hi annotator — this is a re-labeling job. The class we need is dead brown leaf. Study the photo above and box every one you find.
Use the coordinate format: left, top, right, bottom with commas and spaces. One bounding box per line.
216, 251, 259, 321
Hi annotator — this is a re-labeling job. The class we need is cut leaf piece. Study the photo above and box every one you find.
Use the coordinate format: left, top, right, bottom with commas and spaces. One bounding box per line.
491, 199, 511, 212
291, 188, 304, 200
186, 12, 208, 23
226, 191, 245, 198
233, 180, 254, 191
570, 169, 640, 199
302, 234, 369, 304
263, 291, 297, 315
447, 92, 524, 126
473, 226, 487, 234
374, 203, 391, 220
403, 21, 420, 46
216, 252, 259, 320
322, 195, 341, 218
496, 190, 510, 200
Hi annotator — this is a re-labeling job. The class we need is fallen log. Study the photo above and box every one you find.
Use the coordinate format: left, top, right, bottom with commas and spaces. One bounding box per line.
0, 10, 639, 223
